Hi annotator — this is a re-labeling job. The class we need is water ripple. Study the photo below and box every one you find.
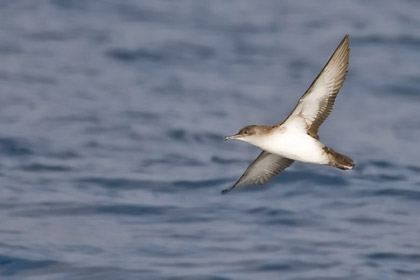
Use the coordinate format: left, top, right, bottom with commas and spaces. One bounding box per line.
372, 189, 420, 200
0, 138, 32, 157
0, 254, 63, 277
366, 252, 420, 262
14, 203, 175, 218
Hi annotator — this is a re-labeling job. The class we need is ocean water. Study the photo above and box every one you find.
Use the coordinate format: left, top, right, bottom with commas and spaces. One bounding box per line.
0, 1, 420, 279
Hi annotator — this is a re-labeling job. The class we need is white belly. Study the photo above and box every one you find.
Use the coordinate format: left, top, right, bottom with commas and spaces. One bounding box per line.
258, 131, 328, 164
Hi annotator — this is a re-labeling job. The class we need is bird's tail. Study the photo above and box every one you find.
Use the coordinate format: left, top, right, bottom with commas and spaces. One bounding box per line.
324, 147, 355, 170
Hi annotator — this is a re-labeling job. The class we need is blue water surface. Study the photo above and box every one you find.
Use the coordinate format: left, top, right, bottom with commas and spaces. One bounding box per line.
0, 1, 420, 279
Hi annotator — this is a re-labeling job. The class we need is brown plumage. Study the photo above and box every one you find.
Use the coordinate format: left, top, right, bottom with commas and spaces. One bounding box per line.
323, 146, 355, 170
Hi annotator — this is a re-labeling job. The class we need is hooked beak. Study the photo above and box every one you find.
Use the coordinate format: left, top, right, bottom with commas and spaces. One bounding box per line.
224, 134, 241, 141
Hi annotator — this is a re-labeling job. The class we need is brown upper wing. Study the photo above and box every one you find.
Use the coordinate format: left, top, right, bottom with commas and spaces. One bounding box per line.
282, 35, 350, 138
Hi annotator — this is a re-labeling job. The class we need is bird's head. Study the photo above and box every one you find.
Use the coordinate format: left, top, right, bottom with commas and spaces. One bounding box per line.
225, 125, 271, 145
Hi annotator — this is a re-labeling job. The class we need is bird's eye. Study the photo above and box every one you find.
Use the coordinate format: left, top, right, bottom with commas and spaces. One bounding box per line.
244, 131, 248, 134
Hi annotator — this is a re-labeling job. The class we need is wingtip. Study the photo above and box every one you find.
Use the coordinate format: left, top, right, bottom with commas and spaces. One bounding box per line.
221, 188, 231, 195
221, 185, 235, 195
344, 35, 350, 48
340, 34, 350, 46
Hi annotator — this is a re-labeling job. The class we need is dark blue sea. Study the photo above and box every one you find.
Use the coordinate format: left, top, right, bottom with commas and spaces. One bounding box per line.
1, 1, 420, 279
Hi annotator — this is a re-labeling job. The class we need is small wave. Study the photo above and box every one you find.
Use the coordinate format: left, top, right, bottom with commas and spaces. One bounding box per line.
173, 178, 230, 189
367, 252, 420, 262
106, 42, 216, 64
355, 160, 408, 183
166, 129, 222, 144
0, 254, 62, 277
0, 43, 22, 55
377, 174, 407, 181
77, 177, 167, 190
368, 160, 396, 168
346, 216, 401, 226
355, 34, 420, 47
107, 48, 166, 62
237, 259, 340, 273
372, 189, 420, 201
77, 176, 228, 192
211, 156, 245, 165
245, 207, 317, 227
21, 163, 72, 172
246, 206, 294, 216
279, 170, 350, 186
14, 203, 176, 217
0, 137, 33, 157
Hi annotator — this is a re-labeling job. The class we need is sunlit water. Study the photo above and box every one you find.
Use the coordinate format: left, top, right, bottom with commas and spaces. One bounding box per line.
0, 1, 420, 279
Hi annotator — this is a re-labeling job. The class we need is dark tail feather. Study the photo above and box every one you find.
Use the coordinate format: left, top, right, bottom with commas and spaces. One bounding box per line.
325, 147, 355, 170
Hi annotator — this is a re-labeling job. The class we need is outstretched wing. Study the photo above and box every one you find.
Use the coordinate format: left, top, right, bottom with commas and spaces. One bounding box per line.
282, 35, 350, 138
222, 151, 294, 194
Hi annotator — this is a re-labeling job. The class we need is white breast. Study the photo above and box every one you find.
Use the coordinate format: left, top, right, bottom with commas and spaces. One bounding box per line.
255, 130, 328, 164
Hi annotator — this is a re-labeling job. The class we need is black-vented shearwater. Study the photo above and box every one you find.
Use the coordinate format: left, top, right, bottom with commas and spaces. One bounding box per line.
223, 35, 354, 194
